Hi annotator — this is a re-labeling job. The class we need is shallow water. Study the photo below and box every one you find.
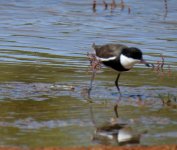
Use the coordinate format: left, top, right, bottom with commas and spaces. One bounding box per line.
0, 0, 177, 147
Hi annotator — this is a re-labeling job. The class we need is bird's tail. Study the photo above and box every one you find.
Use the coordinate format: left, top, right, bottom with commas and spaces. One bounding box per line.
92, 42, 96, 49
92, 43, 101, 50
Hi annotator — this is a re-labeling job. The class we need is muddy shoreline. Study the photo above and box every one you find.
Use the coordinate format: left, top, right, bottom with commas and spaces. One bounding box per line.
0, 145, 177, 150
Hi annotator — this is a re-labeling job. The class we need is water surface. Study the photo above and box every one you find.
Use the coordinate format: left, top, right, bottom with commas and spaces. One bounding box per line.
0, 0, 177, 147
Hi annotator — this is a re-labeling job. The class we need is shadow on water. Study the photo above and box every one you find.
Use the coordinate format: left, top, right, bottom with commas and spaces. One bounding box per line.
0, 0, 177, 147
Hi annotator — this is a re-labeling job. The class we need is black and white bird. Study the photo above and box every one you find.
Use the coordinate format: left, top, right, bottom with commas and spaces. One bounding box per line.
89, 43, 150, 96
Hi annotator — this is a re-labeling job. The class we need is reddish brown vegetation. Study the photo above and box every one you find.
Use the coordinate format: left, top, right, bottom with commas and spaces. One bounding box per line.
92, 0, 130, 14
87, 53, 101, 72
152, 54, 172, 78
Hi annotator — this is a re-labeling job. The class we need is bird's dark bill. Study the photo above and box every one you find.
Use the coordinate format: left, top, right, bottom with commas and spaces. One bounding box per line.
140, 59, 151, 67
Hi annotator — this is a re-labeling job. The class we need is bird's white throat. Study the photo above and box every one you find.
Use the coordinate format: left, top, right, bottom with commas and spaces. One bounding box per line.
120, 54, 140, 69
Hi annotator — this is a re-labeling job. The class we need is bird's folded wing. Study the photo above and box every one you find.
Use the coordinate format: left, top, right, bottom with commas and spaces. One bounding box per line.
93, 44, 127, 59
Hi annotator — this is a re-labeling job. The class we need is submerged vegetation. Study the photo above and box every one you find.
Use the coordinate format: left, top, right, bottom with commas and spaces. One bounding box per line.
158, 93, 177, 109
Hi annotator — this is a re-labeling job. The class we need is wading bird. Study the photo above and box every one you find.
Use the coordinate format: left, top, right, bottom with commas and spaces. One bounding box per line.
89, 43, 150, 98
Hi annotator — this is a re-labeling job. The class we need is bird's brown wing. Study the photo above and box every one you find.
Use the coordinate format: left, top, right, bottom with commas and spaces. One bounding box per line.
92, 43, 127, 58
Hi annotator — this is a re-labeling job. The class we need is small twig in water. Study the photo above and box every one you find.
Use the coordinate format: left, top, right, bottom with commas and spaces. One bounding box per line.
93, 0, 97, 12
164, 0, 168, 20
120, 0, 125, 11
112, 0, 117, 9
128, 7, 131, 14
103, 0, 108, 10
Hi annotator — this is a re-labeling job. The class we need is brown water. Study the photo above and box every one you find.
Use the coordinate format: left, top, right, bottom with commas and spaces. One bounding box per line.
0, 0, 177, 147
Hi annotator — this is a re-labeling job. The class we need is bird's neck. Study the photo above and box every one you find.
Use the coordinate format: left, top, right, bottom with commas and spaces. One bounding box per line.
120, 54, 140, 69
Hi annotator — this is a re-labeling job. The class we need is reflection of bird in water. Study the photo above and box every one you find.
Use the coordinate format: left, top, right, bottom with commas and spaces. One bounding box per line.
93, 125, 141, 145
89, 104, 142, 145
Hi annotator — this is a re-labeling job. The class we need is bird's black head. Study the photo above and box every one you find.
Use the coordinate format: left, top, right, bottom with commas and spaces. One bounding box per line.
122, 47, 150, 67
122, 47, 143, 60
